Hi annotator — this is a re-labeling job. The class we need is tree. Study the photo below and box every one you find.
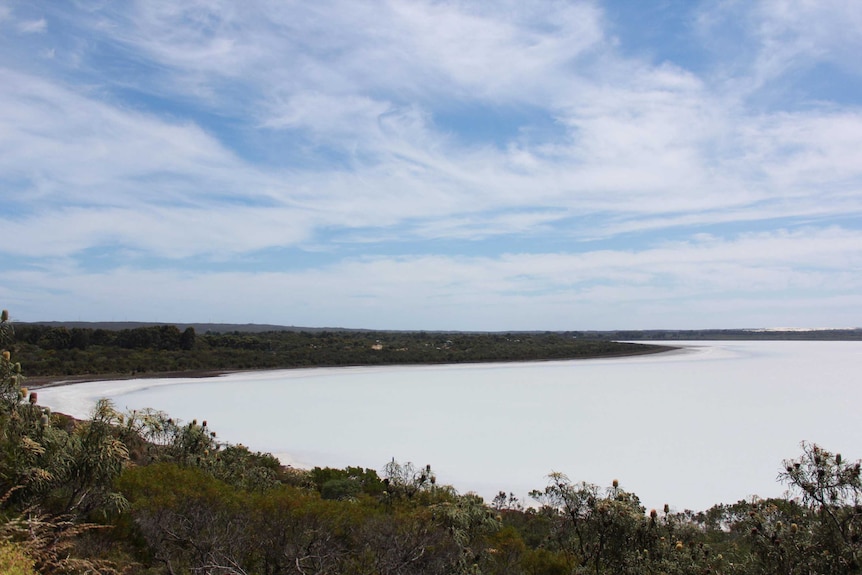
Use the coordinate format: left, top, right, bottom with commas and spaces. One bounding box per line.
180, 326, 196, 350
776, 442, 862, 572
382, 459, 440, 500
60, 399, 130, 516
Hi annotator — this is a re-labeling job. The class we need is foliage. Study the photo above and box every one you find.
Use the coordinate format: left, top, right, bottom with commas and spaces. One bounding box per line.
117, 463, 247, 573
0, 541, 36, 575
12, 323, 670, 378
0, 506, 122, 575
769, 442, 862, 573
310, 465, 386, 500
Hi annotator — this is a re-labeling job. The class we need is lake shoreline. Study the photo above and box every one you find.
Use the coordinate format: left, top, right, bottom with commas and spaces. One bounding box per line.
28, 342, 679, 389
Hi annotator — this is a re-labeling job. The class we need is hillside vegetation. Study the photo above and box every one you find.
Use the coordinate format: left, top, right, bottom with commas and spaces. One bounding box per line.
12, 323, 670, 379
3, 312, 862, 574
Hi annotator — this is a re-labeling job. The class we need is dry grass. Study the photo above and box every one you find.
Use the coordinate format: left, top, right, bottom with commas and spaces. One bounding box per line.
0, 489, 126, 575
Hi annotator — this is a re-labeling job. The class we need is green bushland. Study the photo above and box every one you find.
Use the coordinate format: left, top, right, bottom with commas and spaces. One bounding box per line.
11, 323, 672, 378
3, 310, 862, 574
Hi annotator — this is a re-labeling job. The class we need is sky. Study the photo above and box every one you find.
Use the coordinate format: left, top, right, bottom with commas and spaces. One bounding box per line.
2, 0, 861, 330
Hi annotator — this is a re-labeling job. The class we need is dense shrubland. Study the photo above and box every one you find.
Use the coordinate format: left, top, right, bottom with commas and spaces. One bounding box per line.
3, 311, 862, 574
12, 323, 669, 378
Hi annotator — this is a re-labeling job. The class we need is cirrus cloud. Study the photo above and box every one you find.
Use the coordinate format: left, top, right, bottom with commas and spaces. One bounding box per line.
1, 0, 860, 329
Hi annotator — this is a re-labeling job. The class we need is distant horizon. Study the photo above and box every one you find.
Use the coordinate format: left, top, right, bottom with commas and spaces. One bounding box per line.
15, 318, 862, 334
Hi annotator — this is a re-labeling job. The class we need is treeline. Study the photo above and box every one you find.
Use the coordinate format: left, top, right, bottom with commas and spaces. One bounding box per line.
3, 311, 862, 574
11, 324, 670, 378
587, 328, 862, 341
16, 323, 197, 351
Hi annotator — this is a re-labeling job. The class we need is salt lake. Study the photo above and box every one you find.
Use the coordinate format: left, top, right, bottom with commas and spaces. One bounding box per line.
37, 340, 862, 512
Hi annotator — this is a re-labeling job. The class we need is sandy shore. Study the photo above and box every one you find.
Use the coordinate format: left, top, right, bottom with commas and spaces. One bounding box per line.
27, 368, 239, 389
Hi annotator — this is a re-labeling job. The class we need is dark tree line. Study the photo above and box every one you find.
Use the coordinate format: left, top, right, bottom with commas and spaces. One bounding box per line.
11, 325, 670, 378
15, 324, 197, 352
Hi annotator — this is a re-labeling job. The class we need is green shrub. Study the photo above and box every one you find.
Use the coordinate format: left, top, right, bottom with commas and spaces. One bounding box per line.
0, 542, 36, 575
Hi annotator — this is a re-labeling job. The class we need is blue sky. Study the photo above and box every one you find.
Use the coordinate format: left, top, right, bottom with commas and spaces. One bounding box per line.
2, 0, 861, 330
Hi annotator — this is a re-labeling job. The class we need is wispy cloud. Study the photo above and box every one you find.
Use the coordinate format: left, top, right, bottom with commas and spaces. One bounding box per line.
6, 227, 860, 330
17, 18, 46, 33
2, 0, 861, 328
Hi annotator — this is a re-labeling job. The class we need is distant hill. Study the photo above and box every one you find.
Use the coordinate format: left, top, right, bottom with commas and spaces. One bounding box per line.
18, 322, 862, 339
20, 321, 355, 334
